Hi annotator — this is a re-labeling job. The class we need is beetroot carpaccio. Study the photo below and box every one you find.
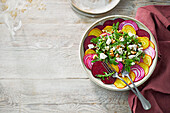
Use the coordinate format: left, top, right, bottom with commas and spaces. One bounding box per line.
82, 18, 156, 88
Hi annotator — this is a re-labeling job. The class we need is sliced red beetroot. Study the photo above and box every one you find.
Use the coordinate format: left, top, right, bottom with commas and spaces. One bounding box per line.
136, 29, 150, 39
83, 35, 96, 52
103, 18, 125, 27
101, 76, 116, 84
94, 25, 105, 30
91, 61, 107, 78
144, 46, 156, 59
83, 54, 97, 70
130, 65, 145, 82
113, 18, 125, 25
103, 20, 114, 27
119, 20, 139, 31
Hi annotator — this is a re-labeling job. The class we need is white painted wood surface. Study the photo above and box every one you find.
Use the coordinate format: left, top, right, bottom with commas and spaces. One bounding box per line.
0, 0, 170, 113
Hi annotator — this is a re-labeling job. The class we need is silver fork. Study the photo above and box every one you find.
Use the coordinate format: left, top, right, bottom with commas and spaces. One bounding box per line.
102, 62, 151, 110
122, 68, 151, 110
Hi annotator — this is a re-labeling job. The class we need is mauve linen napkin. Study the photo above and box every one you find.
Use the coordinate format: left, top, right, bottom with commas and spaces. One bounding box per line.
128, 5, 170, 113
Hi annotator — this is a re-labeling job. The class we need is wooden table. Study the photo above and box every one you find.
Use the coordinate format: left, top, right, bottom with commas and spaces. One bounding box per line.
0, 0, 169, 113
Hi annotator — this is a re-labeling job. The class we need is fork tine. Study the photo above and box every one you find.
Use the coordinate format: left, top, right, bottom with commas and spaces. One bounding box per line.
107, 62, 117, 72
102, 62, 112, 73
103, 62, 113, 73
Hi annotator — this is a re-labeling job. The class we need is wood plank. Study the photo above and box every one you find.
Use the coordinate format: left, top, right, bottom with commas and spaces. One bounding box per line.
0, 79, 130, 113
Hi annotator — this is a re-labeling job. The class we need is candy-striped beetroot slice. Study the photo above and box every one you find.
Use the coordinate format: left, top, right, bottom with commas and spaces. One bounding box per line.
131, 65, 145, 82
119, 20, 139, 31
100, 32, 111, 37
83, 54, 97, 70
136, 29, 150, 39
83, 54, 92, 69
83, 35, 96, 52
144, 46, 156, 59
91, 61, 107, 78
87, 54, 97, 70
116, 61, 123, 73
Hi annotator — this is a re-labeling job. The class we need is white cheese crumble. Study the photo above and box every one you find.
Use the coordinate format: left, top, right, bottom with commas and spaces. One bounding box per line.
88, 44, 94, 49
111, 46, 116, 51
138, 47, 143, 52
120, 38, 124, 42
131, 62, 135, 65
105, 46, 109, 51
100, 53, 107, 59
138, 43, 142, 47
128, 44, 137, 51
117, 48, 123, 55
116, 57, 122, 62
128, 32, 136, 37
128, 55, 136, 59
124, 51, 127, 54
106, 38, 111, 45
93, 55, 98, 59
121, 44, 125, 48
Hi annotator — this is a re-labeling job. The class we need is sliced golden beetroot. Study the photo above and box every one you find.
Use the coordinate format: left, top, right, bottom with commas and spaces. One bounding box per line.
143, 54, 152, 67
137, 37, 150, 49
138, 62, 149, 76
88, 28, 102, 37
114, 77, 128, 89
128, 71, 136, 84
124, 71, 136, 85
109, 63, 119, 73
150, 41, 155, 49
138, 36, 149, 40
122, 25, 136, 34
103, 26, 113, 33
85, 49, 96, 55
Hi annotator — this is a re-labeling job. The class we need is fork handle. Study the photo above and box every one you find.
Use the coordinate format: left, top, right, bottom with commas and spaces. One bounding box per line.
126, 76, 151, 110
117, 76, 137, 95
135, 88, 151, 110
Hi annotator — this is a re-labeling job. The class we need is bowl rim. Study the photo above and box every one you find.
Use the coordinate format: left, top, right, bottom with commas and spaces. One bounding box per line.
79, 15, 158, 91
71, 0, 120, 15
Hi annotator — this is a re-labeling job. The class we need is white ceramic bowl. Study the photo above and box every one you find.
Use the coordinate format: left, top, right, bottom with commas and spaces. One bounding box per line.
79, 15, 158, 91
71, 0, 120, 15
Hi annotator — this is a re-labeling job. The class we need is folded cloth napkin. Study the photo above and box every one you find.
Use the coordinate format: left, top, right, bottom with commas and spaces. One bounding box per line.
128, 5, 170, 113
